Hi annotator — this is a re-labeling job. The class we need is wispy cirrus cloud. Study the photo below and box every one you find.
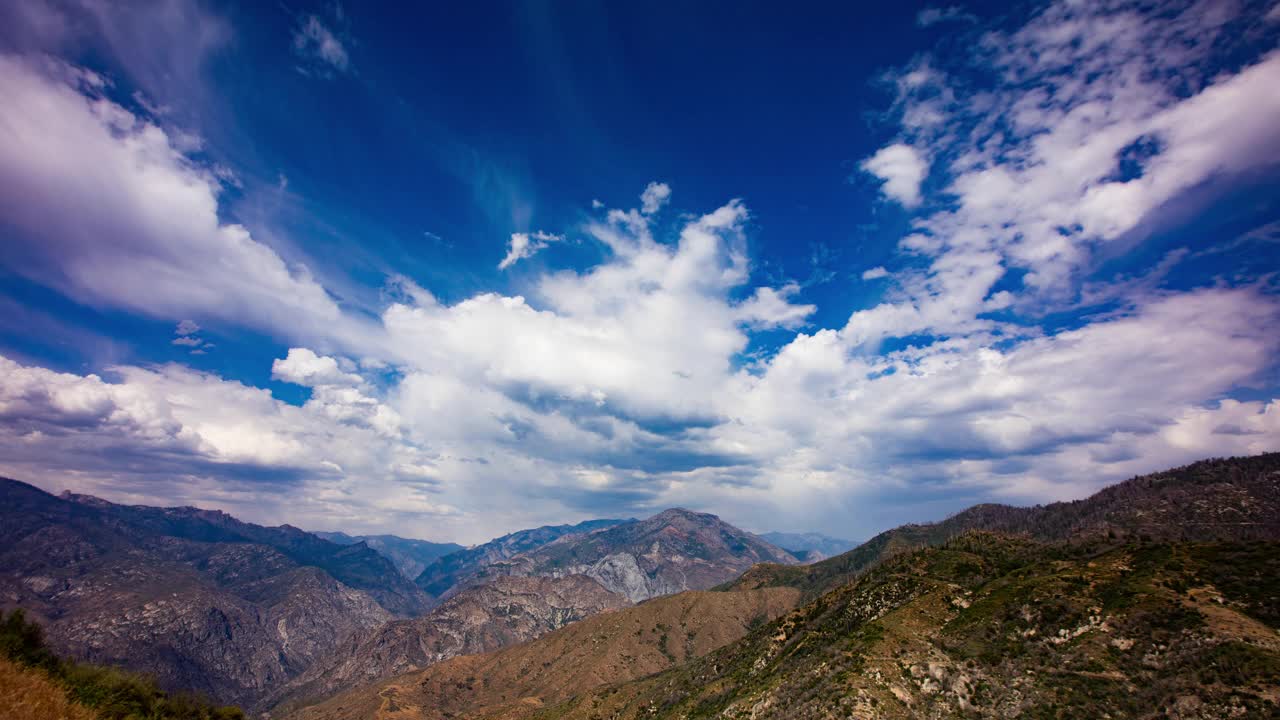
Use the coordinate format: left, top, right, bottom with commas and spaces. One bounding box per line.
498, 230, 563, 270
293, 14, 351, 75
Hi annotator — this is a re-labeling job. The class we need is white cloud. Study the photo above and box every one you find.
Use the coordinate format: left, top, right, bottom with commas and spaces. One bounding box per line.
861, 143, 928, 207
736, 284, 816, 329
272, 348, 363, 388
0, 53, 375, 349
1, 0, 1278, 542
293, 16, 349, 73
498, 230, 562, 270
175, 320, 200, 335
639, 181, 671, 215
917, 5, 975, 27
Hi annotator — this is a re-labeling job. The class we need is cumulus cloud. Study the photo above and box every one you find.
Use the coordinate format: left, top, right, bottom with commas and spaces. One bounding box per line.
861, 143, 928, 207
293, 15, 350, 74
498, 230, 562, 270
1, 0, 1278, 541
0, 353, 453, 529
639, 181, 671, 214
272, 348, 363, 387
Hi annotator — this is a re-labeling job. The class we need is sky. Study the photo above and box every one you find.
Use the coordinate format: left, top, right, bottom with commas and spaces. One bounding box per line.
0, 0, 1278, 545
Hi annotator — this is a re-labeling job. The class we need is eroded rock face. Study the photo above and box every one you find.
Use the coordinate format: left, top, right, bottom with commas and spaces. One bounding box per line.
412, 518, 628, 600
0, 479, 398, 712
266, 574, 628, 714
475, 508, 801, 602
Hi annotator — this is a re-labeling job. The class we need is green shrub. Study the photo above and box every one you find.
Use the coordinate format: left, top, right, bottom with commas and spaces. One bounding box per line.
0, 609, 245, 720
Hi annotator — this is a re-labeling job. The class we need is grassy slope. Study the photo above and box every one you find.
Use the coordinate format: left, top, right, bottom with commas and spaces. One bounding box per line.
539, 535, 1280, 719
285, 587, 801, 720
0, 654, 97, 720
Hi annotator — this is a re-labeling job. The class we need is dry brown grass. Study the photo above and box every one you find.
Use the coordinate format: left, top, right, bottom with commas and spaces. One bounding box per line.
0, 655, 97, 720
287, 586, 801, 720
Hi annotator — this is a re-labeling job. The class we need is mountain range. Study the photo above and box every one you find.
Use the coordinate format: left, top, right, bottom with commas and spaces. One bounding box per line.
759, 531, 860, 562
312, 533, 463, 582
460, 508, 800, 602
0, 482, 798, 714
3, 453, 1278, 719
411, 518, 629, 601
285, 453, 1280, 720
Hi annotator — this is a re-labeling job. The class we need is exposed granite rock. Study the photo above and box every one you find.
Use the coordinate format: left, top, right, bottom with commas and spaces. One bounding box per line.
413, 518, 628, 600
475, 508, 800, 602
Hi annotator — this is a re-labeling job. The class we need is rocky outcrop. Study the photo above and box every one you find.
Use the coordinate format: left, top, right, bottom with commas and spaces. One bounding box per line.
267, 574, 628, 714
467, 508, 799, 602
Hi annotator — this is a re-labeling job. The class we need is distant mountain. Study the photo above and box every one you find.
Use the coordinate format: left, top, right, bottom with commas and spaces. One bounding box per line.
54, 490, 431, 617
0, 478, 429, 711
313, 532, 463, 581
473, 508, 800, 602
283, 586, 800, 720
267, 575, 628, 714
759, 531, 859, 562
413, 518, 629, 599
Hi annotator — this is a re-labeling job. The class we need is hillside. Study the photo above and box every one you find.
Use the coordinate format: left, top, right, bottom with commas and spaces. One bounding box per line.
537, 534, 1280, 719
730, 454, 1280, 599
0, 479, 416, 711
413, 519, 628, 600
314, 533, 464, 582
0, 608, 246, 719
472, 508, 799, 602
55, 489, 431, 617
284, 586, 800, 720
266, 575, 628, 714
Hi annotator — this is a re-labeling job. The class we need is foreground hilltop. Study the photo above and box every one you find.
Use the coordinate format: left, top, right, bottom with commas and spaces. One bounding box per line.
731, 454, 1280, 599
296, 453, 1280, 720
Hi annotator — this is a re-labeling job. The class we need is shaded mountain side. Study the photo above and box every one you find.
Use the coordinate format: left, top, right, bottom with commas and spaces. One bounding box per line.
535, 534, 1280, 719
760, 532, 859, 563
413, 519, 628, 600
283, 586, 801, 720
729, 453, 1280, 599
471, 508, 799, 602
54, 490, 431, 617
0, 479, 395, 710
314, 533, 463, 582
265, 575, 628, 715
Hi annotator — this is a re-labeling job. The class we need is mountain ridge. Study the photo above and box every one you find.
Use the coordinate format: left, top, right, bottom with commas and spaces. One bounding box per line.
467, 507, 800, 602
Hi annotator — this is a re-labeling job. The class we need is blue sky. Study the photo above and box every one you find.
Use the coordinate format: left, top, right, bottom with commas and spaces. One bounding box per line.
0, 0, 1277, 543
